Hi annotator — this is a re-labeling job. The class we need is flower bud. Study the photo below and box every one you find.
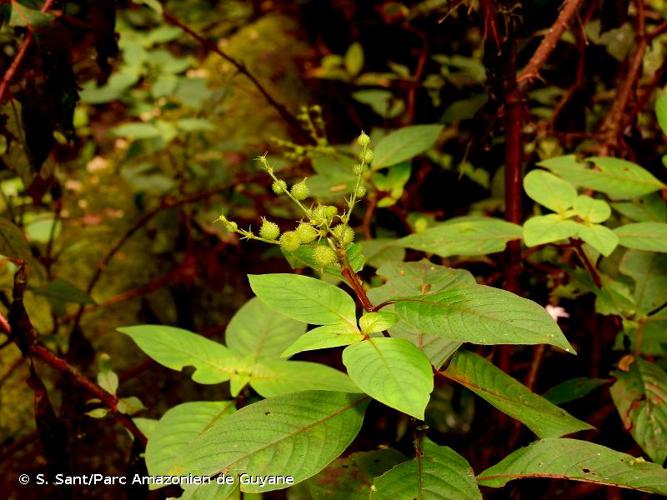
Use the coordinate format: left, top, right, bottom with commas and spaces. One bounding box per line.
357, 131, 371, 147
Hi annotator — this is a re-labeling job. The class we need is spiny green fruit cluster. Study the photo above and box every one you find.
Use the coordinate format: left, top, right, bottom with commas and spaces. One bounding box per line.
296, 222, 318, 243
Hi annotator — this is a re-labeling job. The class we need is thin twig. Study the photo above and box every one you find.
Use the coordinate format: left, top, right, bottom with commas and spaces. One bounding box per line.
0, 0, 57, 103
161, 10, 307, 142
570, 238, 602, 288
0, 312, 147, 445
517, 0, 586, 92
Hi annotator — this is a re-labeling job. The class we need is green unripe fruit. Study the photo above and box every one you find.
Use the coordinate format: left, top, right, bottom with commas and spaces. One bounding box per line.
226, 221, 238, 232
325, 205, 338, 219
332, 224, 354, 245
355, 185, 367, 198
279, 231, 301, 252
313, 245, 337, 267
291, 179, 309, 201
272, 180, 287, 194
353, 163, 365, 175
259, 218, 280, 240
361, 149, 374, 164
357, 132, 371, 147
296, 222, 318, 243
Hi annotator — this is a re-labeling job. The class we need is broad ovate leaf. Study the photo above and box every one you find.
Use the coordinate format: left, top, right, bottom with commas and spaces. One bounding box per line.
524, 169, 577, 213
523, 215, 579, 246
477, 438, 667, 495
395, 284, 574, 352
397, 218, 522, 257
180, 391, 368, 492
538, 156, 665, 200
372, 124, 443, 169
225, 297, 306, 361
610, 358, 667, 465
444, 351, 592, 438
118, 325, 239, 384
371, 438, 481, 499
281, 324, 363, 358
572, 195, 612, 223
145, 401, 236, 480
248, 359, 361, 397
577, 223, 619, 256
342, 338, 434, 419
249, 274, 357, 327
615, 222, 667, 252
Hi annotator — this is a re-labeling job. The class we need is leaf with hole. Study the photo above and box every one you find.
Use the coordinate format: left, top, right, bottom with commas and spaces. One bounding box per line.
477, 438, 667, 494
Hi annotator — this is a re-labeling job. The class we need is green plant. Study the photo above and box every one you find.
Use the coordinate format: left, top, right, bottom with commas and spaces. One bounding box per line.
119, 130, 667, 497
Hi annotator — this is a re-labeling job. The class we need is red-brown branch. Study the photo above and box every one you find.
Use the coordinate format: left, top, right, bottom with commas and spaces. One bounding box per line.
517, 0, 586, 92
0, 313, 147, 445
0, 0, 57, 103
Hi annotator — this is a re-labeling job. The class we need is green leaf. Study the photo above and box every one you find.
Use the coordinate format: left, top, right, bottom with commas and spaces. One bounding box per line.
542, 377, 610, 405
371, 438, 481, 499
615, 222, 667, 252
359, 239, 405, 268
395, 284, 575, 351
619, 250, 667, 313
176, 118, 216, 132
307, 449, 406, 499
372, 125, 443, 169
610, 359, 667, 465
146, 401, 236, 478
523, 215, 579, 246
477, 438, 667, 494
572, 195, 611, 223
367, 260, 473, 368
359, 311, 397, 334
576, 223, 619, 256
249, 274, 357, 328
281, 324, 363, 358
9, 3, 52, 27
612, 193, 666, 223
524, 170, 577, 213
180, 391, 368, 492
225, 298, 306, 361
397, 218, 523, 257
656, 92, 667, 136
112, 122, 162, 140
117, 325, 240, 384
538, 156, 666, 199
342, 338, 433, 419
0, 217, 32, 262
248, 359, 361, 397
31, 279, 95, 305
345, 42, 364, 76
444, 351, 592, 437
368, 260, 476, 304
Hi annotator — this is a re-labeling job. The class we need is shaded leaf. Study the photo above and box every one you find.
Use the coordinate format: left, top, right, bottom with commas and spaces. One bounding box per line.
372, 125, 443, 169
444, 351, 593, 437
615, 222, 667, 252
477, 438, 667, 495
